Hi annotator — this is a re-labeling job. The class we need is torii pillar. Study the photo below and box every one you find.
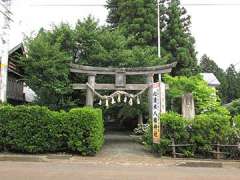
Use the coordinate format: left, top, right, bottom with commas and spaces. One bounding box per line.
86, 74, 95, 106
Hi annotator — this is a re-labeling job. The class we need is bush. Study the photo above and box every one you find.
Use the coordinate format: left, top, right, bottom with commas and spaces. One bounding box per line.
0, 105, 104, 155
0, 104, 13, 151
143, 112, 240, 159
233, 115, 240, 128
226, 116, 240, 159
51, 110, 69, 151
0, 105, 61, 153
65, 107, 104, 155
143, 112, 191, 156
160, 112, 190, 143
223, 127, 240, 159
226, 99, 240, 116
191, 113, 232, 157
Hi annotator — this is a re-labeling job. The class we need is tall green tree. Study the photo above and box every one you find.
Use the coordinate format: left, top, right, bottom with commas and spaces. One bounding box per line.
163, 0, 199, 76
106, 0, 158, 46
21, 25, 74, 109
225, 64, 240, 103
106, 0, 121, 28
74, 17, 160, 68
200, 54, 228, 103
106, 0, 198, 75
21, 17, 160, 113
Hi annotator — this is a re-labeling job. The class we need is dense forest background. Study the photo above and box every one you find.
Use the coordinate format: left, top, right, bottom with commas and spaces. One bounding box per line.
21, 0, 240, 120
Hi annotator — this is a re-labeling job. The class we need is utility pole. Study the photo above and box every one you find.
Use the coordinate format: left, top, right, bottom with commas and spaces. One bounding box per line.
0, 0, 11, 103
157, 0, 161, 58
157, 0, 166, 116
157, 0, 162, 81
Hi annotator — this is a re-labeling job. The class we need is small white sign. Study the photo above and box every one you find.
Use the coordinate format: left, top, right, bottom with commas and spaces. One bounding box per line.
160, 82, 166, 114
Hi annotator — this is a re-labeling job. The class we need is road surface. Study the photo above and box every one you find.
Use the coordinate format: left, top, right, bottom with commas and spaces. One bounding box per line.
0, 161, 240, 180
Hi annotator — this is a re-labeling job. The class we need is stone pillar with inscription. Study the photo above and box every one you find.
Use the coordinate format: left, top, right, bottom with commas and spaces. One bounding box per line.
182, 93, 195, 120
86, 74, 96, 106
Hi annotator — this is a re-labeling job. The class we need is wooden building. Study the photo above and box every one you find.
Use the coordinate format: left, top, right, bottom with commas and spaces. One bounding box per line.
7, 43, 25, 104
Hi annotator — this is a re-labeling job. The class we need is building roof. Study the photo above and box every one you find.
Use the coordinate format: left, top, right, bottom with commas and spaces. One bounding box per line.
8, 43, 25, 56
200, 73, 221, 87
7, 43, 25, 77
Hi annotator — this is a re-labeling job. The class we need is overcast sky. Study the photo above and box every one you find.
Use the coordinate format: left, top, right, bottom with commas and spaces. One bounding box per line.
1, 0, 240, 70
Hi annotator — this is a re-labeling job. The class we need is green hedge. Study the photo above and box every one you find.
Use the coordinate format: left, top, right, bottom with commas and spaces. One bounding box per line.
65, 108, 104, 155
0, 105, 104, 155
144, 112, 240, 159
191, 113, 232, 157
143, 112, 192, 157
0, 104, 12, 151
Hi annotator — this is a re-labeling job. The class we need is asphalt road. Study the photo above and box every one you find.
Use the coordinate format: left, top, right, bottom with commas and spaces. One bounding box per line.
0, 161, 240, 180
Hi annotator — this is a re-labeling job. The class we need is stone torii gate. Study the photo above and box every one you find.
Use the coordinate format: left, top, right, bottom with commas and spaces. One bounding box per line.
70, 62, 177, 143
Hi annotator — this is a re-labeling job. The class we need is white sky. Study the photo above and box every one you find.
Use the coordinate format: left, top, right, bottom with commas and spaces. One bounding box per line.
1, 0, 240, 70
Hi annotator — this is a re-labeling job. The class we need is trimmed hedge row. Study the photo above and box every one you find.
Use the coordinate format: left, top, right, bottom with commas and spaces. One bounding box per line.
143, 112, 240, 159
0, 105, 104, 155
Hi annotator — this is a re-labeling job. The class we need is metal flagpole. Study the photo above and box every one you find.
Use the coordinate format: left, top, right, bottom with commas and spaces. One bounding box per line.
157, 0, 162, 80
157, 0, 161, 58
0, 0, 11, 103
157, 1, 166, 115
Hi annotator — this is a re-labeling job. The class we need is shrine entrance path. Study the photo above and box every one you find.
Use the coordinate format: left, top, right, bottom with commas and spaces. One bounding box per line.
99, 131, 149, 158
83, 131, 168, 166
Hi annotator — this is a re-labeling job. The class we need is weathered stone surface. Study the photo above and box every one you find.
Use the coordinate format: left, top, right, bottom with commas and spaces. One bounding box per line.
70, 62, 177, 75
72, 83, 148, 91
86, 75, 95, 106
182, 93, 195, 119
115, 72, 126, 87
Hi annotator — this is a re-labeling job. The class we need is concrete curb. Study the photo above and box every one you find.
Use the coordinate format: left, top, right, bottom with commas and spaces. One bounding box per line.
0, 155, 47, 162
0, 154, 72, 162
175, 160, 240, 169
0, 153, 239, 169
176, 161, 223, 168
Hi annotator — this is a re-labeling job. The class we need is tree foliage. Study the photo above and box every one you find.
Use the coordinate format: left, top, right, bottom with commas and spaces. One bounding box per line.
21, 1, 240, 123
164, 75, 229, 115
191, 113, 232, 157
106, 0, 158, 46
200, 55, 240, 104
200, 54, 228, 103
226, 99, 240, 117
163, 0, 199, 76
106, 0, 199, 76
225, 65, 240, 103
22, 17, 161, 116
21, 26, 73, 110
